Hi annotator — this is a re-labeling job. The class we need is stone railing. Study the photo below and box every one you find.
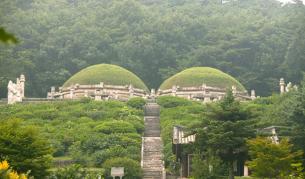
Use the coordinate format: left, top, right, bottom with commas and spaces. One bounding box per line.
158, 84, 255, 102
47, 83, 148, 101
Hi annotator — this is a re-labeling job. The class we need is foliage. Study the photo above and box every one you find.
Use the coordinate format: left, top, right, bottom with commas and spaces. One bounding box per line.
0, 100, 143, 172
0, 160, 28, 179
282, 76, 305, 167
102, 157, 142, 179
247, 137, 303, 178
0, 119, 53, 178
194, 91, 255, 179
157, 96, 203, 174
157, 96, 194, 108
49, 164, 104, 179
1, 0, 305, 97
0, 28, 17, 44
63, 64, 148, 90
159, 67, 245, 91
191, 151, 228, 179
127, 97, 146, 109
94, 121, 137, 134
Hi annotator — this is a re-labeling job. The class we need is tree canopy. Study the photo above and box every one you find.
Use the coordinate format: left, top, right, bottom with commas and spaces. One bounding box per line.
0, 0, 305, 97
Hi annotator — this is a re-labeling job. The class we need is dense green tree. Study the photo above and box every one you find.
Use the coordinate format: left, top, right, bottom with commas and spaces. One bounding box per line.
0, 0, 304, 97
195, 91, 255, 179
0, 28, 17, 44
247, 137, 303, 178
0, 119, 53, 178
286, 76, 305, 164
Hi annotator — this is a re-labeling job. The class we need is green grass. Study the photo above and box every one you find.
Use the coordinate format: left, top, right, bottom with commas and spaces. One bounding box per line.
63, 64, 148, 91
159, 67, 246, 91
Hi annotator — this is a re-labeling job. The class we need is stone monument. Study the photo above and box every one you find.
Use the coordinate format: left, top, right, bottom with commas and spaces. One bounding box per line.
7, 74, 25, 104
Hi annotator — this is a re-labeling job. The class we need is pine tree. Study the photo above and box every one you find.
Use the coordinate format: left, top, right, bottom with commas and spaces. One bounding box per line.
195, 90, 255, 179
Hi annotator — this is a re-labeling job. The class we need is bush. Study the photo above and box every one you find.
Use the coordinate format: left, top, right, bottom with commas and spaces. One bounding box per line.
49, 164, 104, 179
157, 96, 193, 108
127, 97, 146, 109
102, 157, 142, 179
0, 119, 53, 178
95, 121, 137, 134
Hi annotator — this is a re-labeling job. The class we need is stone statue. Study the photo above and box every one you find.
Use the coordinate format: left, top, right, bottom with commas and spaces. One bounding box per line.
285, 82, 292, 92
7, 74, 25, 104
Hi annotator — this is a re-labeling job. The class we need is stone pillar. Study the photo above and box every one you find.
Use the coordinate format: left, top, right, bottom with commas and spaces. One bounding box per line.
151, 89, 156, 98
280, 78, 285, 94
243, 166, 249, 176
251, 90, 256, 100
95, 90, 102, 101
172, 85, 177, 97
50, 86, 55, 99
19, 74, 25, 98
129, 84, 134, 98
84, 90, 88, 98
114, 92, 119, 100
204, 96, 211, 103
232, 85, 237, 94
201, 83, 206, 90
59, 87, 63, 99
70, 88, 74, 99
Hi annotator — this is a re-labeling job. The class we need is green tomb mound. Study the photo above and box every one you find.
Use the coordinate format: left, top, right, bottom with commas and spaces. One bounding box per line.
159, 67, 245, 91
63, 64, 148, 91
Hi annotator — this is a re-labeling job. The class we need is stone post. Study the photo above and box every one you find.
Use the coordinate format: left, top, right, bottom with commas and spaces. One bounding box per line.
251, 90, 256, 100
129, 84, 134, 98
204, 96, 211, 103
59, 87, 63, 99
151, 89, 156, 98
20, 74, 25, 98
280, 78, 285, 94
243, 166, 249, 176
172, 85, 177, 97
232, 85, 237, 94
95, 90, 102, 101
49, 86, 55, 99
84, 90, 89, 98
70, 88, 74, 99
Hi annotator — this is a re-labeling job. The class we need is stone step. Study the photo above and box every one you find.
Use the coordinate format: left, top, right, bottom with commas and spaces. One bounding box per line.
142, 102, 164, 178
143, 170, 163, 179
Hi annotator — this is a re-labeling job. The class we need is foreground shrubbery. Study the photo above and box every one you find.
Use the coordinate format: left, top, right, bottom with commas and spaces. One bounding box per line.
157, 96, 203, 175
0, 119, 52, 178
0, 99, 144, 178
0, 160, 28, 179
158, 84, 305, 178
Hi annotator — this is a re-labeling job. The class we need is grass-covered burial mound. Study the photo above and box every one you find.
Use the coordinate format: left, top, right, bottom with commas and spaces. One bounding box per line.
159, 67, 245, 91
63, 64, 148, 91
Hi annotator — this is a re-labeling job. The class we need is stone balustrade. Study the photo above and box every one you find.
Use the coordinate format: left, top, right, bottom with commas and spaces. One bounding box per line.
47, 83, 147, 101
158, 84, 253, 102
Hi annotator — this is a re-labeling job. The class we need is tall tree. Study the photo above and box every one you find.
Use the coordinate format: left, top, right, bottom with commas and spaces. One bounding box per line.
0, 119, 53, 178
247, 137, 303, 178
195, 91, 255, 179
287, 76, 305, 163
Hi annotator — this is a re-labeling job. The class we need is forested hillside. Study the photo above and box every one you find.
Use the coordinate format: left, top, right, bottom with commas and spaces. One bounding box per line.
0, 0, 304, 97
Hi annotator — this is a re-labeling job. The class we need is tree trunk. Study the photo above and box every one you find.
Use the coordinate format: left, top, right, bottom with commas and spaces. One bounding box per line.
228, 160, 234, 179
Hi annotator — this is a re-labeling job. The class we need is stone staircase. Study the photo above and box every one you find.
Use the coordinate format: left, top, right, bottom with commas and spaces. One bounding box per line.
142, 101, 165, 179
